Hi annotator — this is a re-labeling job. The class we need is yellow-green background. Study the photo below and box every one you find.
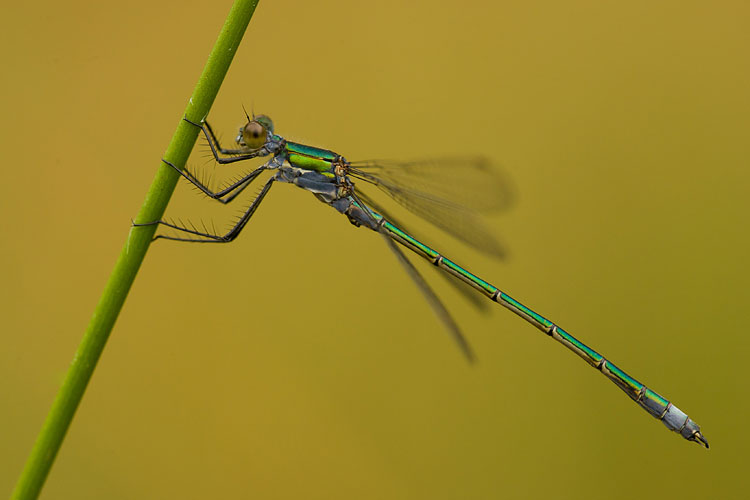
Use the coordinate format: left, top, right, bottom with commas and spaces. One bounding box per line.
2, 1, 748, 498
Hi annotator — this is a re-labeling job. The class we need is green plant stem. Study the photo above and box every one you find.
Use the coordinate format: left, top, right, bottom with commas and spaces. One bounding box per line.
11, 1, 260, 498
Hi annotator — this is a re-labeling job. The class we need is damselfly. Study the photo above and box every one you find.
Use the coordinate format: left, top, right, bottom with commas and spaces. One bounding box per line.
136, 113, 708, 448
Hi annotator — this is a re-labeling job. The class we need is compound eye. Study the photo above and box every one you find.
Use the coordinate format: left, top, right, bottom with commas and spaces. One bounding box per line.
254, 115, 274, 134
241, 121, 267, 149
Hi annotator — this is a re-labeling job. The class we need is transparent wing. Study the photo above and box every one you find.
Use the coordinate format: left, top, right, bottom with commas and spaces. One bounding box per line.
381, 232, 475, 363
356, 191, 490, 313
349, 156, 514, 213
349, 157, 514, 257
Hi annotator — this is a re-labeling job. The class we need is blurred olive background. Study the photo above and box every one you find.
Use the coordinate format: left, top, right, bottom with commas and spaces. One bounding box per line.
2, 0, 748, 498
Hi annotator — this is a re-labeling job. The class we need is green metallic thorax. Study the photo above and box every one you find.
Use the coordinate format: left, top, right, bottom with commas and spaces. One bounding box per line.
285, 140, 339, 178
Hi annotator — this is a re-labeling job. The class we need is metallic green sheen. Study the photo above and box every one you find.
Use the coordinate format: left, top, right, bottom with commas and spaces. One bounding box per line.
377, 216, 704, 445
382, 221, 440, 259
640, 388, 670, 417
137, 109, 708, 447
287, 153, 333, 173
605, 361, 643, 397
556, 326, 603, 365
441, 258, 497, 296
286, 141, 338, 161
500, 293, 553, 330
643, 388, 669, 407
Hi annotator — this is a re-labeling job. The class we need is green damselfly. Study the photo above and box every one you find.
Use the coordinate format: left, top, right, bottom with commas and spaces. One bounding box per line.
136, 113, 708, 448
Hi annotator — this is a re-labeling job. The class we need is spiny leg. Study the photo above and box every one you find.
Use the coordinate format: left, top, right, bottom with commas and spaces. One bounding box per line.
201, 121, 248, 154
161, 159, 268, 204
135, 177, 275, 243
184, 117, 262, 164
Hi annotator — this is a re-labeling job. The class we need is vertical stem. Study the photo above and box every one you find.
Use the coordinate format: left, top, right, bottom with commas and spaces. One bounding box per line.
11, 1, 260, 498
